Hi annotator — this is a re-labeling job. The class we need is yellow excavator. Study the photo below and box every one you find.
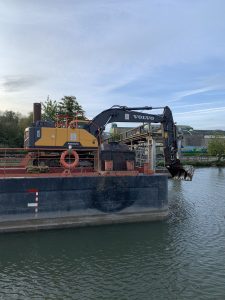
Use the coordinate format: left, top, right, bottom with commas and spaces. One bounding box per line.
24, 103, 193, 180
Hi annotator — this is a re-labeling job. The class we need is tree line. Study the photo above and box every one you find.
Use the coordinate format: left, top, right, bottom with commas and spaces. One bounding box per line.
0, 110, 33, 147
0, 96, 86, 147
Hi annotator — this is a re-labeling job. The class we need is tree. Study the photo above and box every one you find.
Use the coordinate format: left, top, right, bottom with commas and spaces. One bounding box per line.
58, 96, 86, 119
19, 112, 33, 130
208, 137, 225, 161
18, 112, 33, 145
41, 96, 86, 122
41, 96, 58, 121
109, 132, 121, 142
0, 111, 21, 147
0, 111, 33, 148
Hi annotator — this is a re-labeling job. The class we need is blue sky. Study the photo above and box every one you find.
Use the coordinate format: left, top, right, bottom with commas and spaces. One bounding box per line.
0, 0, 225, 129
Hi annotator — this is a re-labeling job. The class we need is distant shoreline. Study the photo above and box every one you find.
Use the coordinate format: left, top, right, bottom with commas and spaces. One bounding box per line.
157, 156, 225, 167
181, 160, 225, 167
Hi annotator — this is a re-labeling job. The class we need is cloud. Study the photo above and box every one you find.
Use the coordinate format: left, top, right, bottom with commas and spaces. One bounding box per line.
0, 0, 225, 130
170, 85, 223, 103
172, 101, 223, 109
175, 106, 225, 116
174, 106, 225, 130
1, 75, 43, 92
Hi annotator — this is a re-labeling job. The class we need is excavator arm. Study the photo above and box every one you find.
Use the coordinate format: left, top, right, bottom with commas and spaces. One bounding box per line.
87, 105, 163, 136
87, 105, 193, 181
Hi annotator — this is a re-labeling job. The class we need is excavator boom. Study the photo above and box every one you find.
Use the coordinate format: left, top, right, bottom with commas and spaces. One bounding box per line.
87, 105, 194, 181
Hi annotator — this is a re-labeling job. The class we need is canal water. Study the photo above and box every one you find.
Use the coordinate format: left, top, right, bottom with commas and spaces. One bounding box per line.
0, 168, 225, 299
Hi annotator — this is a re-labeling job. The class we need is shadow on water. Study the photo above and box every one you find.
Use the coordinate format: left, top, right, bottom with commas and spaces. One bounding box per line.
0, 168, 225, 299
168, 179, 195, 225
0, 223, 173, 299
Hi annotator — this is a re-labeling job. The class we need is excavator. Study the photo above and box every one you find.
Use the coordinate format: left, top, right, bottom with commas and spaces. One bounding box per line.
24, 103, 194, 180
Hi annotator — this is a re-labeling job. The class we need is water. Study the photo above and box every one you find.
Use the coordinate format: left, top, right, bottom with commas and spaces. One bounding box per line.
0, 168, 225, 299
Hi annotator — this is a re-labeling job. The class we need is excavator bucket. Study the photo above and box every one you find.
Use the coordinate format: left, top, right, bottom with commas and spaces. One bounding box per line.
166, 164, 194, 181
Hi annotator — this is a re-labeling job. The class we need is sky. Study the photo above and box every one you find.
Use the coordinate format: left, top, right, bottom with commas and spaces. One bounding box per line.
0, 0, 225, 129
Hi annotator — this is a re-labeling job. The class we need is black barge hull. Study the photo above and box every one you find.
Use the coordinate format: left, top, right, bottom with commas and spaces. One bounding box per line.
0, 175, 168, 233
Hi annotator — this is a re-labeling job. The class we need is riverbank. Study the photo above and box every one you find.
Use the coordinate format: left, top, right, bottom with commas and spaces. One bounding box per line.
181, 160, 225, 167
157, 156, 225, 167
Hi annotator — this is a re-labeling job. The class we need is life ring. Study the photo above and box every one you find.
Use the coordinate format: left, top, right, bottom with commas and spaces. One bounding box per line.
60, 150, 79, 169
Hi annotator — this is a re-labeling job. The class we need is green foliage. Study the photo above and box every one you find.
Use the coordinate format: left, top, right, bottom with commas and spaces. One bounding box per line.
182, 152, 210, 157
180, 160, 225, 167
42, 96, 58, 121
42, 95, 86, 121
0, 111, 32, 147
109, 132, 121, 142
19, 112, 33, 131
208, 137, 225, 161
58, 96, 85, 119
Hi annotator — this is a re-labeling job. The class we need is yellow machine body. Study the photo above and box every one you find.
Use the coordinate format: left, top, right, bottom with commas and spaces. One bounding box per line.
34, 127, 98, 148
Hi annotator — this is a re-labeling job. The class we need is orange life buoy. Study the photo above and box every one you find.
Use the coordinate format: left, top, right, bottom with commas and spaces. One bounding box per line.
60, 150, 79, 169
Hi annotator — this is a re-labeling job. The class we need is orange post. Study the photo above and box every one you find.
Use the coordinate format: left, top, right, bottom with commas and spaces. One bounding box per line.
105, 160, 113, 171
126, 160, 134, 171
144, 163, 154, 175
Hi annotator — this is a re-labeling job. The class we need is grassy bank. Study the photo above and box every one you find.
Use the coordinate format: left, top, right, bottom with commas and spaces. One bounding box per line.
157, 158, 225, 167
180, 160, 225, 167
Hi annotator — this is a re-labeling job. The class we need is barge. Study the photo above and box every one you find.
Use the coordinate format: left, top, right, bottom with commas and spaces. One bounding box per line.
0, 147, 168, 233
0, 103, 193, 233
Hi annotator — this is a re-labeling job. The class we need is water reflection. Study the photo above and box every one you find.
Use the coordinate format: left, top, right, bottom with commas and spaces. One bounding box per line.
0, 168, 225, 299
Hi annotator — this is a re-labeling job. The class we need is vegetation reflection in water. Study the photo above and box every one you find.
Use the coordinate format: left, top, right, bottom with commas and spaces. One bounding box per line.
0, 168, 225, 300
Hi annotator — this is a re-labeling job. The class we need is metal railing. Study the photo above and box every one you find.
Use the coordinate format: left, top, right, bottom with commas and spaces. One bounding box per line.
0, 148, 98, 177
106, 124, 162, 144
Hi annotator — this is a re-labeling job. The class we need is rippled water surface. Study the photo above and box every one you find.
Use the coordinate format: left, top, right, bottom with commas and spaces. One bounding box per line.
0, 168, 225, 299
